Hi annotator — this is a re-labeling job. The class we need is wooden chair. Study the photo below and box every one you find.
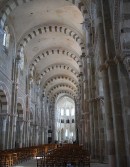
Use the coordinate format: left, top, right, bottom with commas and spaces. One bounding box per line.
0, 153, 13, 167
36, 157, 44, 167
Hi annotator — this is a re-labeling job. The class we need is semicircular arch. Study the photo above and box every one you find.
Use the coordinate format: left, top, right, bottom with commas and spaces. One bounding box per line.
0, 0, 88, 28
50, 90, 76, 102
47, 83, 77, 97
43, 74, 79, 90
29, 47, 82, 70
39, 63, 79, 81
44, 79, 78, 94
16, 24, 85, 57
48, 87, 77, 99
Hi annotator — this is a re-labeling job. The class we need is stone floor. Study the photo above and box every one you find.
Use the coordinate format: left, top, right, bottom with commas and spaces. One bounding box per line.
14, 159, 109, 167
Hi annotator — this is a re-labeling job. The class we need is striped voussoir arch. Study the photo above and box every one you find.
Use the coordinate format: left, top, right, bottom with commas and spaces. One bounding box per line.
56, 93, 75, 102
43, 75, 79, 90
50, 90, 76, 102
29, 48, 82, 70
17, 24, 85, 57
43, 78, 78, 93
39, 64, 79, 80
45, 80, 79, 95
47, 83, 77, 97
48, 87, 77, 99
0, 0, 88, 28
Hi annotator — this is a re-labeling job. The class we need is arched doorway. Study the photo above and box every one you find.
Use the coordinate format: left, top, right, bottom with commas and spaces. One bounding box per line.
0, 89, 8, 150
15, 103, 24, 148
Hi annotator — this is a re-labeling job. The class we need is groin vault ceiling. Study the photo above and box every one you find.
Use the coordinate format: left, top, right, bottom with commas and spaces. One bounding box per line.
1, 0, 87, 101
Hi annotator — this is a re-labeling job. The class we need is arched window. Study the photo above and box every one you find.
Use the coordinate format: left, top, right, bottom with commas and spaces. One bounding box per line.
66, 109, 69, 116
66, 119, 70, 123
3, 26, 10, 49
65, 129, 68, 137
61, 108, 64, 116
71, 132, 73, 137
72, 119, 75, 123
71, 108, 75, 116
61, 119, 64, 123
19, 47, 25, 71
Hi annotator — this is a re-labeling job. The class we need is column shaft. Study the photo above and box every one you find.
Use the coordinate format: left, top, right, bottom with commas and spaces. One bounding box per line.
101, 1, 127, 166
96, 0, 116, 166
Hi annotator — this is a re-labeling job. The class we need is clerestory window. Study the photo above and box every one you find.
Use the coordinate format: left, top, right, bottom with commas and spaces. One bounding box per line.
71, 108, 75, 116
66, 109, 69, 116
66, 119, 70, 123
61, 108, 64, 116
3, 26, 10, 49
19, 47, 25, 71
61, 119, 64, 123
72, 119, 75, 123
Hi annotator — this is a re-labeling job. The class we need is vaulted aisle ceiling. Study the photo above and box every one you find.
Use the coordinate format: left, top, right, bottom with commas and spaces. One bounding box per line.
2, 0, 87, 101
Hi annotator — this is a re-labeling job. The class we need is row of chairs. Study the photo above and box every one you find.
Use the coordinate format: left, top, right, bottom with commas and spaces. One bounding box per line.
0, 144, 57, 167
37, 144, 90, 167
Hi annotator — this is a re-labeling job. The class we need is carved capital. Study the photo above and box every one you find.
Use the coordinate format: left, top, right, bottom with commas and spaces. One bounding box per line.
123, 55, 130, 75
105, 59, 116, 68
79, 72, 83, 78
88, 46, 94, 57
83, 78, 88, 83
16, 55, 21, 62
88, 96, 104, 103
81, 53, 86, 59
114, 55, 123, 64
98, 64, 107, 72
0, 114, 8, 121
82, 18, 91, 31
